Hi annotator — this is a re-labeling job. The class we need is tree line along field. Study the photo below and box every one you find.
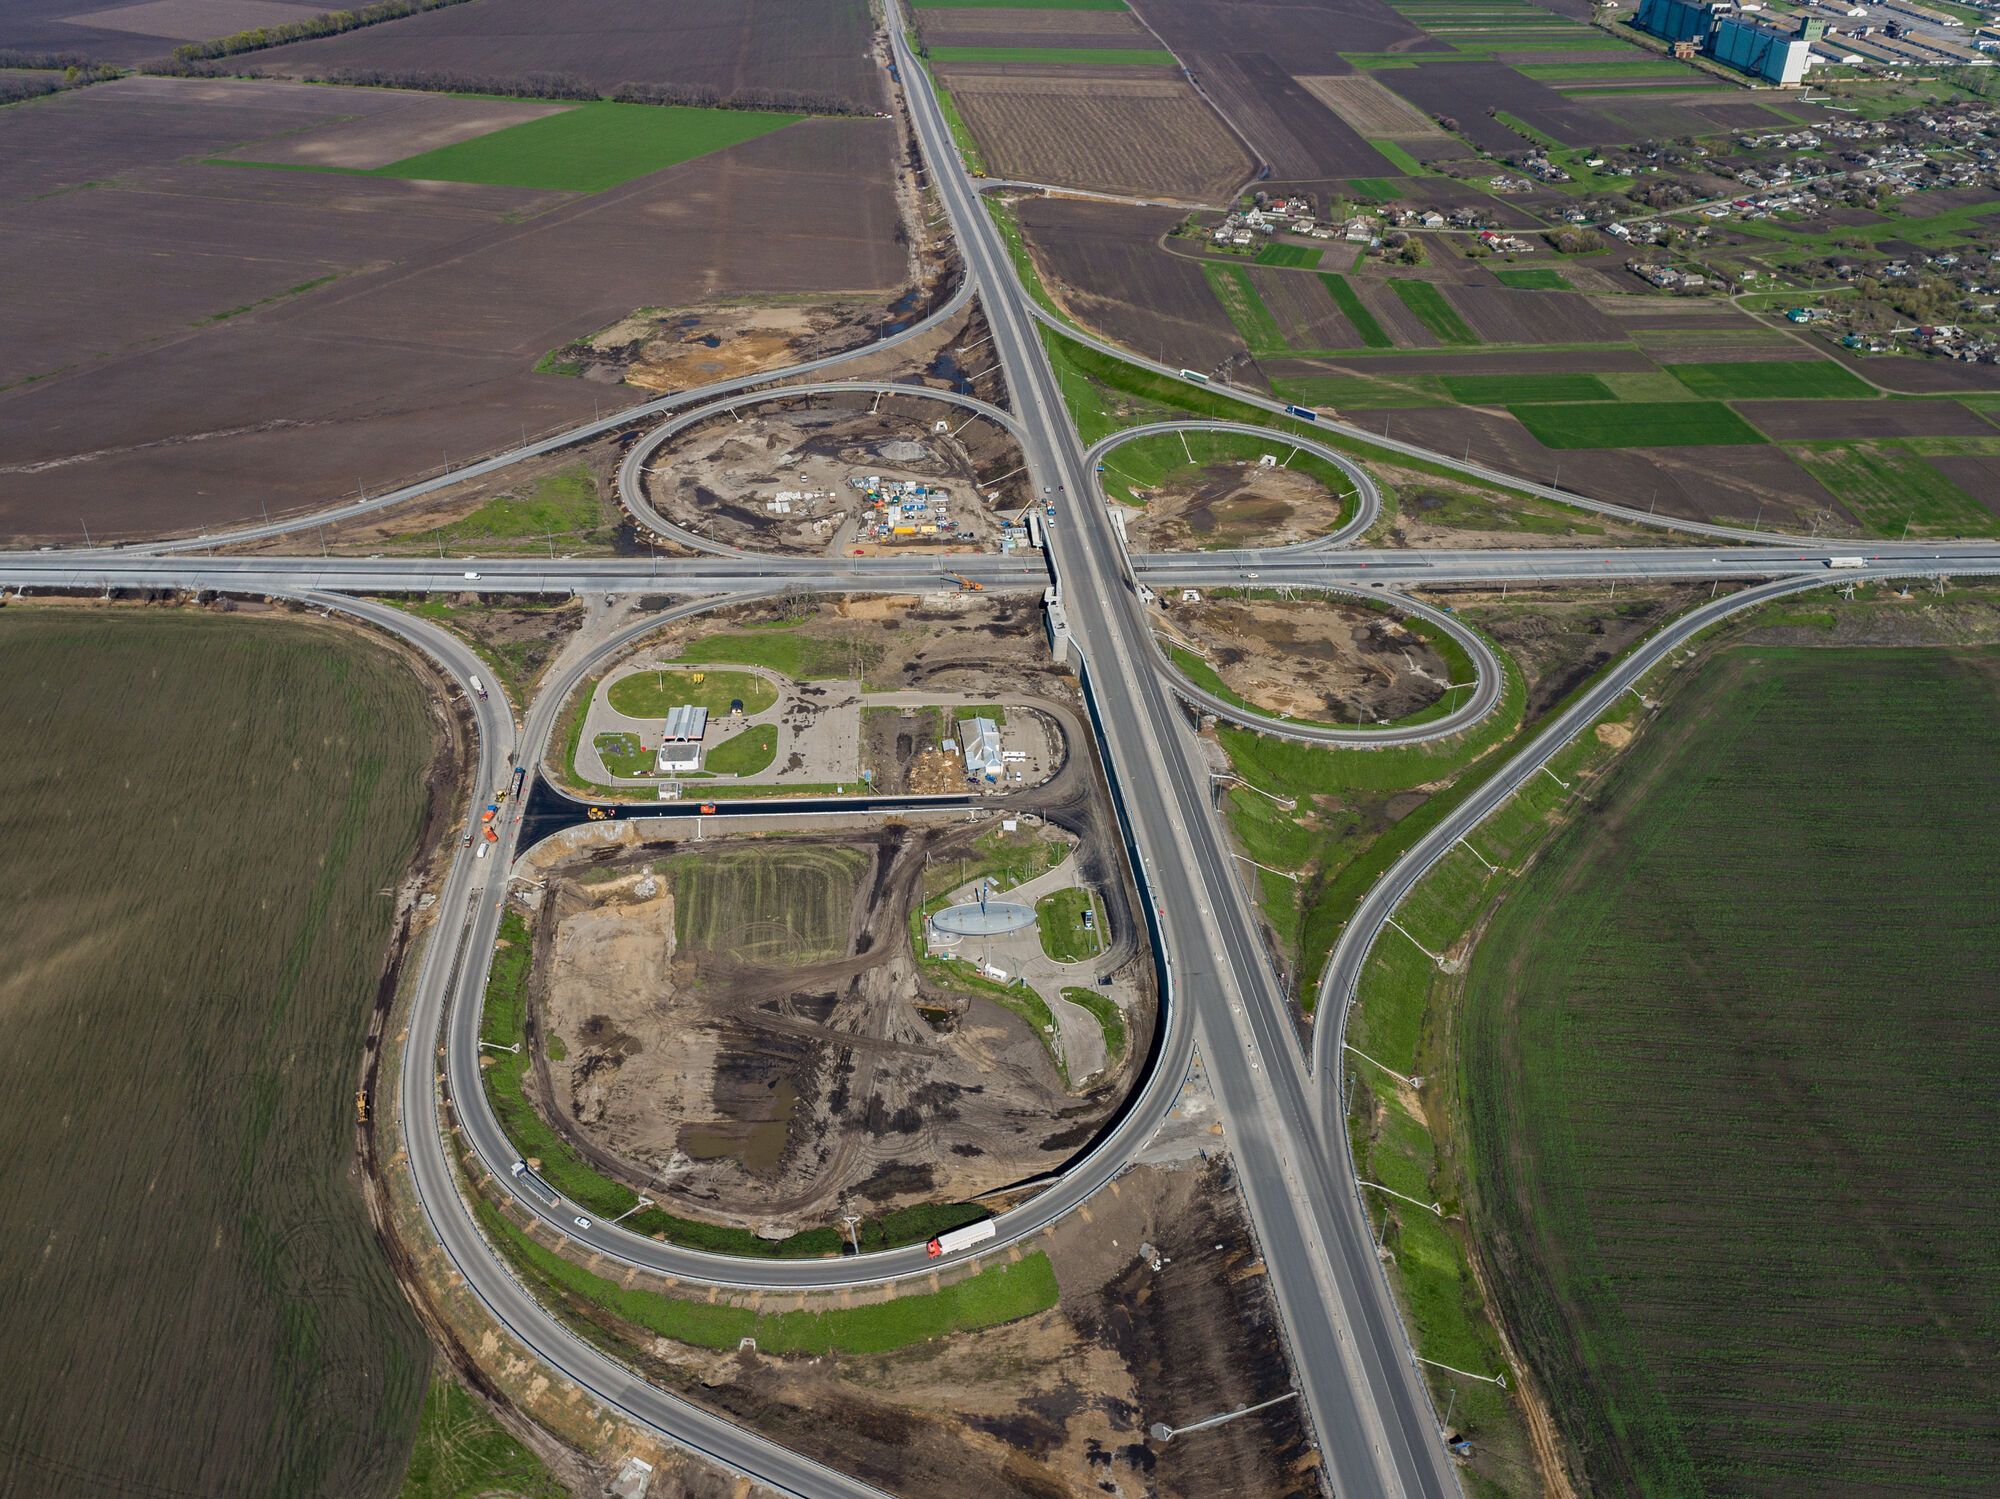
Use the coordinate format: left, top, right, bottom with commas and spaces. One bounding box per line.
1458, 645, 2000, 1493
0, 609, 443, 1498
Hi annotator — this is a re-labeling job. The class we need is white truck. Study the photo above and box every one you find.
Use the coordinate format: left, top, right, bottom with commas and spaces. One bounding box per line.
1825, 556, 1866, 569
469, 675, 488, 700
927, 1218, 996, 1258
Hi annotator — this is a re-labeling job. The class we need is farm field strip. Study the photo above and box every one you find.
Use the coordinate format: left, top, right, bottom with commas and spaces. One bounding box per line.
1787, 440, 2000, 537
1390, 280, 1480, 346
1510, 399, 1764, 448
1321, 273, 1393, 348
928, 45, 1174, 63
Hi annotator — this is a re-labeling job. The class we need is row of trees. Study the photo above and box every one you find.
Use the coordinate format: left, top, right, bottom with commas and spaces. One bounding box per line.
164, 0, 474, 63
0, 51, 121, 104
233, 66, 871, 116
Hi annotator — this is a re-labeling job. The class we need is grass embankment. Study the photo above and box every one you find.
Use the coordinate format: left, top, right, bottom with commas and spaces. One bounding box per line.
1355, 641, 2000, 1493
480, 901, 985, 1254
0, 611, 437, 1499
396, 1377, 565, 1499
1062, 987, 1127, 1064
484, 1196, 1057, 1354
393, 465, 614, 553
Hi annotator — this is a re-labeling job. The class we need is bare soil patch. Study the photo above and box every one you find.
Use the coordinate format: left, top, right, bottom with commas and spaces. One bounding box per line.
551, 296, 907, 395
1160, 594, 1450, 722
3, 0, 319, 58
1739, 399, 1992, 442
1446, 285, 1625, 345
644, 390, 1025, 555
921, 6, 1150, 43
1442, 583, 1717, 716
1174, 48, 1393, 180
213, 94, 567, 170
942, 66, 1249, 202
1126, 456, 1342, 551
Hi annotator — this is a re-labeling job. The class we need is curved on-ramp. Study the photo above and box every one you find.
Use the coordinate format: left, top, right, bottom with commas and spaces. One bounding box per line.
614, 381, 1025, 555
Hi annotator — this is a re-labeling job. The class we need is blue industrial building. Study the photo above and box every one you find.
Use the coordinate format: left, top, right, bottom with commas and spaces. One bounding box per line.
1636, 0, 1715, 45
1634, 0, 1821, 84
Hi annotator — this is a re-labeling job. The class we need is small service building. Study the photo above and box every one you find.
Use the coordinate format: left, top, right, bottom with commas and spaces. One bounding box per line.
656, 704, 708, 773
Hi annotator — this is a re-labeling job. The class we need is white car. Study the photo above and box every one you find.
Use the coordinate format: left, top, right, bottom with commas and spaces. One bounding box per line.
573, 1216, 591, 1230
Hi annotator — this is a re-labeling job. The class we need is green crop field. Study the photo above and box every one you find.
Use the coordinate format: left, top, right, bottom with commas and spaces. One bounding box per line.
928, 45, 1172, 63
1666, 358, 1872, 399
1510, 399, 1763, 447
1459, 646, 2000, 1493
369, 102, 798, 193
1494, 267, 1569, 289
1443, 373, 1610, 404
1789, 441, 1999, 537
1319, 273, 1393, 348
1255, 241, 1323, 268
607, 665, 777, 717
1390, 280, 1480, 345
667, 627, 880, 682
703, 723, 778, 776
1203, 263, 1290, 355
1347, 176, 1401, 201
1366, 137, 1428, 175
0, 611, 436, 1499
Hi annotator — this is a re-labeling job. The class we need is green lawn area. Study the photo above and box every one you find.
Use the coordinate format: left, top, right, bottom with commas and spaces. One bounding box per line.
1036, 887, 1105, 963
1203, 263, 1290, 355
1788, 441, 1998, 537
397, 1376, 566, 1499
606, 666, 777, 718
1061, 986, 1127, 1064
952, 703, 1007, 725
1320, 273, 1393, 348
1510, 400, 1763, 448
1443, 373, 1611, 404
929, 45, 1172, 63
593, 731, 653, 777
482, 1196, 1057, 1354
1390, 280, 1480, 345
1494, 267, 1569, 289
1665, 359, 1872, 400
664, 627, 876, 682
1255, 241, 1324, 268
376, 101, 797, 193
704, 723, 778, 776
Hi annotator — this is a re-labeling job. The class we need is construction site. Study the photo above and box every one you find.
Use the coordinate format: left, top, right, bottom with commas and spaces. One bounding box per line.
641, 390, 1031, 556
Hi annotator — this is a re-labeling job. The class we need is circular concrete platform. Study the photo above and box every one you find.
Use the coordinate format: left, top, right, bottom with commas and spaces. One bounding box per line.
929, 900, 1035, 937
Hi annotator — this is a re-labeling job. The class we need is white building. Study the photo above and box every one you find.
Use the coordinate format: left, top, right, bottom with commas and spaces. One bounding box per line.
963, 716, 1003, 782
656, 704, 708, 773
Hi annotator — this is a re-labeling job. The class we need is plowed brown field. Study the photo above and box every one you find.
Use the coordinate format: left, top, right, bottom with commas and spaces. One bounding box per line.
944, 67, 1249, 201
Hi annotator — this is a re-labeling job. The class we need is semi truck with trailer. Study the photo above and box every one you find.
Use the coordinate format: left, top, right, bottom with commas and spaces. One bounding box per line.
927, 1218, 997, 1258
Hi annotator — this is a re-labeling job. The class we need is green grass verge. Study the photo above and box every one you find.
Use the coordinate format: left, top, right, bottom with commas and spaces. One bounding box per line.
481, 1196, 1056, 1354
1390, 280, 1480, 346
929, 45, 1172, 63
1320, 273, 1393, 348
703, 723, 778, 776
665, 629, 878, 682
1443, 373, 1610, 404
1494, 267, 1568, 289
392, 464, 612, 552
606, 666, 777, 717
1255, 241, 1324, 268
1036, 887, 1105, 963
1061, 986, 1127, 1064
1510, 400, 1763, 448
1493, 109, 1561, 149
1664, 359, 1872, 400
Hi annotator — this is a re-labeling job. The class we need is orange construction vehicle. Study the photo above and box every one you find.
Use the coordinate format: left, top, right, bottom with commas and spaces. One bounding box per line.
951, 574, 984, 592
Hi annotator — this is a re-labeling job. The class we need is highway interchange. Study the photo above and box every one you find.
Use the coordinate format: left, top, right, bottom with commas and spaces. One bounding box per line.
8, 7, 2000, 1492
